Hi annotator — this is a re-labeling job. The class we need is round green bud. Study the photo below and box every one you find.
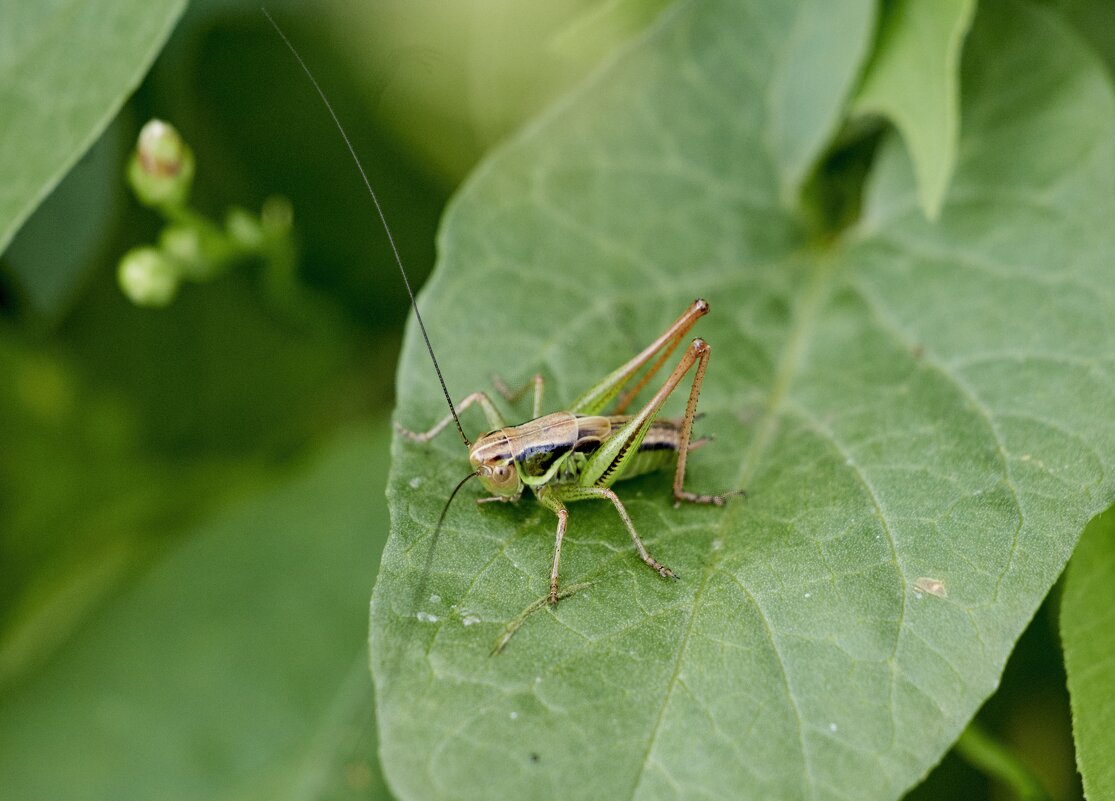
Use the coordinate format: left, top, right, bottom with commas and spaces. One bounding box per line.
127, 119, 195, 207
117, 247, 180, 307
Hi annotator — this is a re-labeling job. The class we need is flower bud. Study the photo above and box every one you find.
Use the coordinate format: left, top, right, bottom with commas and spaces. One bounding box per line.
117, 247, 180, 307
127, 119, 195, 207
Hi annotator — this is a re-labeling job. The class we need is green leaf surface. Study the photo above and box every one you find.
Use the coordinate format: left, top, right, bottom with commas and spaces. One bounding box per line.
852, 0, 975, 220
0, 425, 394, 801
371, 1, 1115, 799
0, 0, 186, 256
1061, 506, 1115, 801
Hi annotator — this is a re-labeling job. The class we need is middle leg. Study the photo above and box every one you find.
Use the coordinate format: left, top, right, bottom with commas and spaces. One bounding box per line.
553, 484, 677, 581
536, 486, 570, 605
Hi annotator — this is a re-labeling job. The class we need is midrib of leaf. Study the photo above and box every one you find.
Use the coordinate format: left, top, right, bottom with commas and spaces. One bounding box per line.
735, 253, 835, 490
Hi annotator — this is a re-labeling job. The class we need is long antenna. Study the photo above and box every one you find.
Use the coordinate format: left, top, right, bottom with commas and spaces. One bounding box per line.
263, 7, 471, 448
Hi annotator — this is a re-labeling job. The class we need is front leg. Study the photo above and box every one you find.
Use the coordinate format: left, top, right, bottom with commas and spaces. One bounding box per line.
477, 492, 522, 504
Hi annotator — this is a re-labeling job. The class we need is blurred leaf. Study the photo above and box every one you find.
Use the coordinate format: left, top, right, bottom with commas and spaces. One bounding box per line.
0, 268, 363, 643
371, 1, 1115, 800
549, 0, 676, 64
1061, 506, 1115, 801
1, 116, 126, 317
852, 0, 975, 220
64, 273, 355, 457
769, 0, 876, 203
320, 0, 744, 186
151, 8, 448, 329
0, 0, 186, 257
0, 331, 204, 661
954, 722, 1051, 801
1057, 0, 1115, 81
0, 423, 394, 801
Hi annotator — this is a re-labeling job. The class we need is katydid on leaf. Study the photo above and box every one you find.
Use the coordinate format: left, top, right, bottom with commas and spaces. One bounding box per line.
395, 298, 743, 606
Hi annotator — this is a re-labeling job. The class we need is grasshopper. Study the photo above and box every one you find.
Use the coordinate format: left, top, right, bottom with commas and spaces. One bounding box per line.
264, 9, 740, 610
396, 300, 741, 606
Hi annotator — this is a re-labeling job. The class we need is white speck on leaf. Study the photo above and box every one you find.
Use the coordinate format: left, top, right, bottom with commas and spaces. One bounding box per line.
416, 611, 439, 624
914, 577, 947, 598
409, 476, 423, 489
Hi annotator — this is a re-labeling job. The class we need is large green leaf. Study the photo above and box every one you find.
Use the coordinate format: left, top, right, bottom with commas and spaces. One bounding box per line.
371, 1, 1115, 799
0, 426, 394, 801
1061, 507, 1115, 801
0, 0, 185, 256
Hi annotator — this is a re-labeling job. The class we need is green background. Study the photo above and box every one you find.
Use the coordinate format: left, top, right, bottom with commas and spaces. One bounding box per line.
1, 1, 1113, 800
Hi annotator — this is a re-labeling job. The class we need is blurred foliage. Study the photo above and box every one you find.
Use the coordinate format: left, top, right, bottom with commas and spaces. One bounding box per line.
0, 0, 187, 257
1061, 508, 1115, 801
0, 424, 393, 801
0, 1, 1112, 800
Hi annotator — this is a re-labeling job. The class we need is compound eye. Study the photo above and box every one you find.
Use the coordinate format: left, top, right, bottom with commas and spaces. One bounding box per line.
490, 464, 515, 486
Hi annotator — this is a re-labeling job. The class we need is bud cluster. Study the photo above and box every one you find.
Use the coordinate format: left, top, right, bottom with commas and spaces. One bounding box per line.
117, 120, 295, 308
